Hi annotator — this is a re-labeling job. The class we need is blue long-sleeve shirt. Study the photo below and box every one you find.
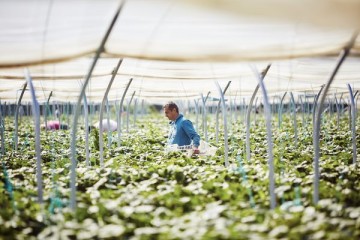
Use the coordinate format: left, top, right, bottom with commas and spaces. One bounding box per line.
168, 114, 200, 147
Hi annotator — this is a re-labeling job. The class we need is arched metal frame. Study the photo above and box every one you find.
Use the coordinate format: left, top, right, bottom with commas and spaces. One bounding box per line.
99, 59, 123, 167
126, 91, 136, 133
347, 84, 357, 164
70, 2, 125, 210
83, 93, 90, 167
117, 78, 133, 147
277, 92, 287, 128
14, 83, 27, 151
44, 91, 53, 133
250, 64, 276, 209
289, 92, 298, 147
215, 81, 230, 167
246, 64, 271, 162
215, 81, 231, 143
25, 69, 43, 204
200, 91, 210, 142
313, 32, 357, 205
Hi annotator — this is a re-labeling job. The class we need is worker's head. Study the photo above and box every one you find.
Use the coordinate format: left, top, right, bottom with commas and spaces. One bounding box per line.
163, 102, 179, 121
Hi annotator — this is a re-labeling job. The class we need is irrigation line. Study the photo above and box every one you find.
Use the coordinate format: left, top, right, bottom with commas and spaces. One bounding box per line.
250, 64, 276, 209
70, 1, 125, 210
313, 31, 357, 205
237, 155, 255, 208
246, 64, 271, 162
25, 69, 43, 205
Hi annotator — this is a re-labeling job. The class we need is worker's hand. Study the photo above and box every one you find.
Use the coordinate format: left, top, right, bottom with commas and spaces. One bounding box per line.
193, 148, 200, 155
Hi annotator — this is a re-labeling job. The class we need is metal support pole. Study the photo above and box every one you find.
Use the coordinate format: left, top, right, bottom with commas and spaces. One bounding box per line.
25, 69, 43, 204
83, 93, 90, 167
117, 78, 133, 147
14, 83, 27, 151
106, 99, 111, 149
99, 59, 122, 167
347, 84, 357, 164
70, 2, 125, 210
201, 91, 210, 142
126, 91, 136, 133
250, 64, 276, 209
133, 98, 138, 126
278, 92, 287, 128
246, 64, 271, 162
254, 97, 258, 126
216, 81, 231, 143
289, 92, 298, 147
44, 91, 53, 132
313, 32, 357, 205
312, 86, 325, 125
215, 81, 230, 167
335, 95, 340, 130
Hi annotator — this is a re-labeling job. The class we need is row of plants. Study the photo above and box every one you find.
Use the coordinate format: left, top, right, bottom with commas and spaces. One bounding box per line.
1, 113, 359, 239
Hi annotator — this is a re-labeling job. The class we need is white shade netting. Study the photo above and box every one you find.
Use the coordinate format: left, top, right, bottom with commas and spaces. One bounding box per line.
0, 0, 359, 103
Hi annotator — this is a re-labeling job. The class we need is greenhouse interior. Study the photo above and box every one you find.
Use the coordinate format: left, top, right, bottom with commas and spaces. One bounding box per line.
1, 0, 360, 239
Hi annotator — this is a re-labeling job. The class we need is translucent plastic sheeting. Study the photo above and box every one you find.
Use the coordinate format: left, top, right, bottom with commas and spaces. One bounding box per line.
1, 57, 360, 103
0, 0, 359, 67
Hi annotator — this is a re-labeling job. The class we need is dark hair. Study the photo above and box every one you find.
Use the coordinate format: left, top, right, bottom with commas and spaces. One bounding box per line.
163, 101, 179, 113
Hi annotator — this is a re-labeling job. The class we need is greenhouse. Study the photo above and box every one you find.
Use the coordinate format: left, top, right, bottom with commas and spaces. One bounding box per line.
1, 0, 360, 239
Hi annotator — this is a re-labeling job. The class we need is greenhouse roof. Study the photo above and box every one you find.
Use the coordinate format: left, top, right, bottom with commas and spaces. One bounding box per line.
0, 0, 359, 103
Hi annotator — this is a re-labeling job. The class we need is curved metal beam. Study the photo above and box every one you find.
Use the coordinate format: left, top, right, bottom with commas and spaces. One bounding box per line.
278, 92, 287, 128
347, 84, 357, 164
313, 32, 358, 205
126, 91, 136, 133
216, 81, 231, 143
201, 91, 211, 142
99, 59, 123, 167
215, 81, 231, 167
25, 69, 43, 204
83, 93, 90, 167
117, 78, 133, 147
14, 82, 27, 151
250, 64, 276, 209
289, 92, 298, 147
70, 2, 125, 210
246, 64, 271, 162
44, 91, 53, 133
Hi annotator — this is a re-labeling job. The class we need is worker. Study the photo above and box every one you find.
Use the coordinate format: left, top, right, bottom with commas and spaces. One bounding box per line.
163, 102, 200, 154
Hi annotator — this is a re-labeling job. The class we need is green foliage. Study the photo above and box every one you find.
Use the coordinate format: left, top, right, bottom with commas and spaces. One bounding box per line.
0, 114, 360, 239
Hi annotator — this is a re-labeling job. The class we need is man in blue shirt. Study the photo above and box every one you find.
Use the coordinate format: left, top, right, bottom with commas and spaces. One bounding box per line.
164, 102, 200, 154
